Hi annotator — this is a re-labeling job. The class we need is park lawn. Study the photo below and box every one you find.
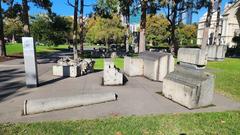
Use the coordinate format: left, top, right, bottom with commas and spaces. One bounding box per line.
207, 58, 240, 101
6, 43, 69, 55
0, 111, 240, 135
94, 57, 124, 70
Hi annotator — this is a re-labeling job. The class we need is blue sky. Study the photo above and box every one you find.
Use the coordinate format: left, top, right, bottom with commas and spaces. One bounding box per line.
3, 0, 230, 23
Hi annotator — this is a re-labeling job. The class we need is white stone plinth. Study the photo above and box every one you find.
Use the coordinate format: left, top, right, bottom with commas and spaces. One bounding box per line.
52, 65, 70, 77
103, 59, 123, 85
124, 56, 144, 76
140, 52, 174, 81
207, 45, 227, 61
163, 66, 214, 109
178, 48, 207, 66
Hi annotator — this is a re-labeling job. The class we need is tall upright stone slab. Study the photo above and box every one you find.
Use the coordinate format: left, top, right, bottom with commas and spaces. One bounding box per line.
163, 48, 214, 109
139, 52, 174, 81
22, 37, 38, 87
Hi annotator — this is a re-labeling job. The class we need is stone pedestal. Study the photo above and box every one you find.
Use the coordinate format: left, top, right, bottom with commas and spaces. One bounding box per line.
163, 66, 214, 109
69, 66, 81, 77
103, 59, 123, 85
178, 48, 207, 66
124, 56, 144, 76
52, 65, 70, 77
163, 48, 214, 109
139, 52, 174, 81
207, 45, 227, 61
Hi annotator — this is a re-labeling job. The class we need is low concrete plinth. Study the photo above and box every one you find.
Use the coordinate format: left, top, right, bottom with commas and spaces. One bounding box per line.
139, 52, 174, 81
163, 66, 214, 109
69, 66, 81, 77
103, 59, 123, 85
124, 56, 144, 76
52, 65, 70, 77
178, 48, 207, 66
207, 45, 227, 61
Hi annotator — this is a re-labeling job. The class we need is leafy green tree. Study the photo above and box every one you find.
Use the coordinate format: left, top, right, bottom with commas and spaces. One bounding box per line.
31, 14, 71, 46
85, 15, 125, 48
177, 24, 197, 47
4, 17, 23, 43
94, 0, 119, 18
146, 14, 170, 46
22, 0, 52, 37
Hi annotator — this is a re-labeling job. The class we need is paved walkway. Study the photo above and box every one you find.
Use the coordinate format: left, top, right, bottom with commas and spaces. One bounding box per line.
0, 53, 239, 123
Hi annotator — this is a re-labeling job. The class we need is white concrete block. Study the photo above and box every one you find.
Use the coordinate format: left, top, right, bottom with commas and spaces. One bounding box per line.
52, 65, 70, 77
207, 45, 227, 61
69, 66, 81, 77
163, 66, 214, 109
124, 56, 144, 76
140, 52, 174, 81
178, 48, 207, 66
103, 59, 123, 85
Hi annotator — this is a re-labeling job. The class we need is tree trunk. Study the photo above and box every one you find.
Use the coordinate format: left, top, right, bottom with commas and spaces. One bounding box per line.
139, 0, 147, 53
213, 0, 222, 46
22, 0, 30, 37
125, 5, 130, 53
73, 0, 79, 60
79, 0, 84, 57
0, 0, 6, 56
201, 0, 214, 50
170, 7, 178, 56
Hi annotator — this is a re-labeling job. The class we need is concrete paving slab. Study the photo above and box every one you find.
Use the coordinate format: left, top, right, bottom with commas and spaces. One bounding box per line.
0, 69, 239, 123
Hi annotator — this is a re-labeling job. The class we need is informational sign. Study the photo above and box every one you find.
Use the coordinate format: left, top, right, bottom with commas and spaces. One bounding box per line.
22, 37, 38, 87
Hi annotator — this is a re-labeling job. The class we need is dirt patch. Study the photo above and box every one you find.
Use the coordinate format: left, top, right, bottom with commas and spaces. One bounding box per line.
0, 54, 23, 62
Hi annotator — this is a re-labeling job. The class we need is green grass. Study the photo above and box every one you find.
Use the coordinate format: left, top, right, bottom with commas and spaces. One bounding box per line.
94, 57, 124, 70
207, 58, 240, 101
0, 111, 239, 135
6, 43, 69, 55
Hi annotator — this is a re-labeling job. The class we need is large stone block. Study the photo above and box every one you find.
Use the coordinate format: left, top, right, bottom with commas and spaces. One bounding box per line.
178, 48, 207, 66
103, 59, 123, 85
163, 66, 214, 109
69, 66, 81, 77
139, 52, 174, 81
52, 65, 70, 77
124, 56, 144, 76
207, 45, 227, 61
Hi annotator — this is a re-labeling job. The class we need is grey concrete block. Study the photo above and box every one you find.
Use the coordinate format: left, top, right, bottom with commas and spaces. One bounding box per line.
52, 65, 70, 77
207, 45, 227, 61
139, 52, 174, 81
124, 56, 144, 76
163, 66, 214, 109
178, 48, 207, 66
103, 59, 123, 85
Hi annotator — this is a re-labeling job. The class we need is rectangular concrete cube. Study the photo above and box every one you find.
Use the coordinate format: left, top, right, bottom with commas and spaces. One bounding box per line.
139, 52, 174, 81
163, 66, 214, 109
207, 45, 227, 61
103, 59, 123, 85
124, 56, 144, 76
178, 48, 207, 66
52, 65, 70, 77
69, 66, 81, 77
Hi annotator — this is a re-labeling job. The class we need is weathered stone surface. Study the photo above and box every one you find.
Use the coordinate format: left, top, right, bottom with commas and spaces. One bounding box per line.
52, 65, 70, 77
207, 45, 227, 61
163, 66, 214, 109
124, 56, 144, 76
178, 48, 207, 66
139, 52, 174, 81
53, 57, 95, 77
103, 59, 123, 85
